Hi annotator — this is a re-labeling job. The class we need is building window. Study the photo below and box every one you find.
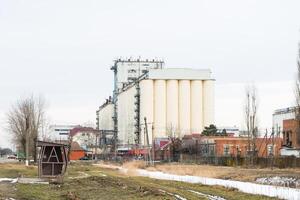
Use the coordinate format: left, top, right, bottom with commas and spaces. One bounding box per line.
267, 145, 274, 156
223, 144, 230, 156
142, 69, 148, 74
128, 69, 136, 73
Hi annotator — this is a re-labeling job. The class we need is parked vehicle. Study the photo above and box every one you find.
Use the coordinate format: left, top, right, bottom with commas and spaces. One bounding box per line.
16, 152, 25, 161
7, 155, 16, 159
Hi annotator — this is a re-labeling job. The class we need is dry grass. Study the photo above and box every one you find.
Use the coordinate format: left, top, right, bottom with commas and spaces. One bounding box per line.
148, 163, 233, 178
0, 163, 37, 178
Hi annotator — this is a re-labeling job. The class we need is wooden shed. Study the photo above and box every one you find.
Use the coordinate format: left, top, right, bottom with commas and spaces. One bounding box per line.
37, 141, 68, 179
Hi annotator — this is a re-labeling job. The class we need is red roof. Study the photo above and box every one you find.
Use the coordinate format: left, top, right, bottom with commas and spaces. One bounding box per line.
69, 127, 99, 137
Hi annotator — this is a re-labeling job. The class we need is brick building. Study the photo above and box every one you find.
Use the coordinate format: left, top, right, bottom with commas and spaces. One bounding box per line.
282, 119, 300, 148
182, 135, 282, 158
213, 137, 282, 157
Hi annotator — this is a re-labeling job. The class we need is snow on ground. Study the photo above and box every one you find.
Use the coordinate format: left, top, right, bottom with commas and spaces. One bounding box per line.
135, 169, 300, 200
0, 178, 17, 184
188, 190, 226, 200
256, 177, 300, 188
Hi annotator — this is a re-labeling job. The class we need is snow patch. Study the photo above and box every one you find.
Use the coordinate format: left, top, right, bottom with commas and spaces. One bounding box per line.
188, 190, 226, 200
0, 178, 18, 184
158, 189, 187, 200
256, 177, 300, 188
136, 169, 300, 200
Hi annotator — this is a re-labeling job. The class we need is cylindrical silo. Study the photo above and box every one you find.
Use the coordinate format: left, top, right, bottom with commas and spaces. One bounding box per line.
179, 80, 191, 137
166, 80, 179, 136
154, 80, 167, 138
191, 80, 203, 134
140, 80, 154, 145
117, 92, 126, 145
203, 80, 215, 127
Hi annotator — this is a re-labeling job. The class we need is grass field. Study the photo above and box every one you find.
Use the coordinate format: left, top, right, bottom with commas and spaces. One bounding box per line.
0, 162, 279, 200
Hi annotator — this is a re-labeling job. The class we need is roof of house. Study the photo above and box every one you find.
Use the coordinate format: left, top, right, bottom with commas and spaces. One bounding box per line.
36, 140, 68, 147
70, 141, 85, 151
69, 127, 99, 137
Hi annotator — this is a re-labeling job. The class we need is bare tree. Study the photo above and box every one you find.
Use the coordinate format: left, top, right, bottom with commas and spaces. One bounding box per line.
244, 84, 259, 163
7, 96, 46, 165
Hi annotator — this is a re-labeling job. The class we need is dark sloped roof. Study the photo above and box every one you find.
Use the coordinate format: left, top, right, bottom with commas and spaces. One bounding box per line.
69, 126, 100, 137
70, 141, 84, 151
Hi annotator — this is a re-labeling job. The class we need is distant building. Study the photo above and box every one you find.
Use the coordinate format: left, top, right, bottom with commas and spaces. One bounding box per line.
69, 141, 85, 160
213, 137, 282, 157
48, 125, 79, 143
281, 119, 300, 157
273, 107, 296, 136
181, 135, 282, 158
217, 126, 240, 137
99, 59, 215, 150
113, 58, 164, 90
69, 127, 100, 154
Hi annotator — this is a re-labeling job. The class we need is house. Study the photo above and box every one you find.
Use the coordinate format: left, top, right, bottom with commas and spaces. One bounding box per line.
69, 127, 100, 155
214, 137, 282, 157
182, 135, 282, 157
69, 142, 85, 160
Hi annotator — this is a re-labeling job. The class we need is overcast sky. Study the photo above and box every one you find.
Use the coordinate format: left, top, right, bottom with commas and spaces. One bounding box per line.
0, 0, 300, 148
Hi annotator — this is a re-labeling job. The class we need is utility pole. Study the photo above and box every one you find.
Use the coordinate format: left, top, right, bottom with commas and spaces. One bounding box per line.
144, 117, 152, 165
152, 124, 155, 166
25, 116, 29, 166
271, 127, 275, 170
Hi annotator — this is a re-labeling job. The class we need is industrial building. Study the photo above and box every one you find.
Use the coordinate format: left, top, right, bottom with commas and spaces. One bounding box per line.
272, 107, 296, 136
97, 59, 215, 150
48, 124, 79, 143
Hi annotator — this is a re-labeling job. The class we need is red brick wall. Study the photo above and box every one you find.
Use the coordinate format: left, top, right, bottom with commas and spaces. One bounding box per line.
283, 119, 300, 149
214, 139, 248, 157
214, 137, 282, 158
256, 138, 282, 157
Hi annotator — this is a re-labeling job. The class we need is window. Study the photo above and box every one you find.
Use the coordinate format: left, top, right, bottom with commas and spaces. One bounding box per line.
223, 144, 230, 156
142, 69, 148, 74
128, 69, 136, 73
267, 145, 274, 156
128, 77, 137, 81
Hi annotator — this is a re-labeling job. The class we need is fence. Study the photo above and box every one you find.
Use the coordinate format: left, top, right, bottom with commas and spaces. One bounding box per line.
180, 154, 300, 168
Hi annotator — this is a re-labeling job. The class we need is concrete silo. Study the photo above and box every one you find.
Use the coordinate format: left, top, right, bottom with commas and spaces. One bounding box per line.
178, 80, 191, 137
191, 80, 203, 134
154, 80, 167, 138
100, 65, 215, 150
203, 80, 215, 127
117, 86, 136, 145
98, 103, 114, 131
166, 80, 179, 136
140, 79, 154, 145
